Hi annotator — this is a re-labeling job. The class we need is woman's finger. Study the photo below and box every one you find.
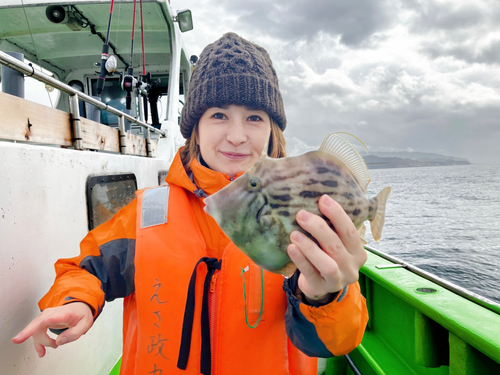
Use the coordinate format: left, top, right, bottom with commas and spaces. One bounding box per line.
34, 340, 47, 358
56, 313, 92, 346
294, 209, 350, 268
287, 243, 319, 280
289, 230, 338, 276
12, 319, 41, 344
33, 330, 58, 350
318, 195, 365, 259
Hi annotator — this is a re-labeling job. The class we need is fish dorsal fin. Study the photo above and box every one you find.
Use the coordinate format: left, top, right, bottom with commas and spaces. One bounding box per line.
319, 133, 371, 193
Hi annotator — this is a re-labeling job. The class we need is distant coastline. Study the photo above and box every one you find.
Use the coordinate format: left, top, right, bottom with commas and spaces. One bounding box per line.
361, 151, 471, 169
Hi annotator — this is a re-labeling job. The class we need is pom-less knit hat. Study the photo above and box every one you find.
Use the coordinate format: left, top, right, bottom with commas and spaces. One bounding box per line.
180, 32, 286, 139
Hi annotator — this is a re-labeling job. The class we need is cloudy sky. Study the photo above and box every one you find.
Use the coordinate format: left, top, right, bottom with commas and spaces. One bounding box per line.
170, 0, 500, 164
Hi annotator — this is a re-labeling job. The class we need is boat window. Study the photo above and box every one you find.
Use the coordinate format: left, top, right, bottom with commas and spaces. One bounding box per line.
158, 170, 169, 185
90, 78, 127, 126
86, 174, 137, 230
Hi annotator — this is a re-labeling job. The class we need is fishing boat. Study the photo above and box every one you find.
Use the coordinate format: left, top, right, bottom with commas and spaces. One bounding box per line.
1, 1, 499, 374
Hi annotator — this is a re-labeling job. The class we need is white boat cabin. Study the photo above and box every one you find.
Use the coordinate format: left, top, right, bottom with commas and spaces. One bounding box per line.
0, 1, 193, 373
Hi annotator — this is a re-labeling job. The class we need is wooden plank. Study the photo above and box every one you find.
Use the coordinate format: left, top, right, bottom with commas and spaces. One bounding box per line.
122, 132, 147, 156
0, 91, 72, 146
80, 117, 120, 152
0, 91, 156, 158
149, 139, 158, 158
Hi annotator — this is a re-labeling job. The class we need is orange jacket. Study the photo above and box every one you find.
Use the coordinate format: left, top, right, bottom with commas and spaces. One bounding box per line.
39, 149, 368, 374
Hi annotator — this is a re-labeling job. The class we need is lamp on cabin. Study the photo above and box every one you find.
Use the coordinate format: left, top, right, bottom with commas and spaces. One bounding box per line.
174, 9, 193, 33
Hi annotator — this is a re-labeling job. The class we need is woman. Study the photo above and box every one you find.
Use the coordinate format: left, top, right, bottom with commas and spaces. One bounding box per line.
13, 33, 368, 374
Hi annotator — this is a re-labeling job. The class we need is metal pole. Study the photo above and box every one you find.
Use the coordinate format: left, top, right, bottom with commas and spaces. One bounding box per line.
145, 127, 152, 157
69, 94, 83, 150
118, 115, 127, 154
1, 52, 25, 98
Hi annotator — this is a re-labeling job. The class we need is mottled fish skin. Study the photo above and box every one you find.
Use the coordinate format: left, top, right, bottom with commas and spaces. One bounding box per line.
204, 150, 380, 276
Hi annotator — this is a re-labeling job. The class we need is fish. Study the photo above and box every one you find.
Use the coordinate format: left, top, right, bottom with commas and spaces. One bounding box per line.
203, 133, 391, 277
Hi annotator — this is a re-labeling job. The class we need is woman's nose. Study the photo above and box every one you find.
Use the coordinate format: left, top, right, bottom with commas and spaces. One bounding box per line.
226, 120, 247, 145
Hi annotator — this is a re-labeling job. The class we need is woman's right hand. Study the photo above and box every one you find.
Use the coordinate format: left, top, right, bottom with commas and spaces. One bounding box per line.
12, 302, 93, 357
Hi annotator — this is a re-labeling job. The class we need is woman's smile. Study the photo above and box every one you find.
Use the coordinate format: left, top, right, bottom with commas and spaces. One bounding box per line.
197, 105, 271, 177
220, 151, 251, 159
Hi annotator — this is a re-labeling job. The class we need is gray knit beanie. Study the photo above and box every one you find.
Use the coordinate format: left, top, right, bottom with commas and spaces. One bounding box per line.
180, 32, 286, 139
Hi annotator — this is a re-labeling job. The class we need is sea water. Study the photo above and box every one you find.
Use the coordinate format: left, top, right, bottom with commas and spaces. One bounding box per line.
365, 164, 500, 304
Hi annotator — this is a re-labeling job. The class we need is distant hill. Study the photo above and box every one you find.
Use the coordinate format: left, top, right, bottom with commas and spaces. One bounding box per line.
359, 151, 471, 169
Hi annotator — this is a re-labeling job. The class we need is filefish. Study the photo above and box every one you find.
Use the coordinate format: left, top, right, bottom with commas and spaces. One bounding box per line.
204, 134, 391, 277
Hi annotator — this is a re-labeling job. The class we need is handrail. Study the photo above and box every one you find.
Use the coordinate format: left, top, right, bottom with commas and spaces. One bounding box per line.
0, 50, 166, 137
365, 245, 500, 315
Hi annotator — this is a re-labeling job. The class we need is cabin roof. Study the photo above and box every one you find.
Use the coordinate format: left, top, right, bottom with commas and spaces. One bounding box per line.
0, 1, 172, 79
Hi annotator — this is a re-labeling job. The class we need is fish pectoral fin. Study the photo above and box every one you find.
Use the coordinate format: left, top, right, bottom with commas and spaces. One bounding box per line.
318, 133, 371, 194
370, 186, 391, 241
357, 223, 367, 245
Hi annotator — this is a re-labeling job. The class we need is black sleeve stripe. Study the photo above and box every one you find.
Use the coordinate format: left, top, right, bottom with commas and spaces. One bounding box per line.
80, 238, 136, 302
283, 271, 334, 358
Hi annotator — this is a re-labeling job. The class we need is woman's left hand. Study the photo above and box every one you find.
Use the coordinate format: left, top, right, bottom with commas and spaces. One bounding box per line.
287, 194, 367, 305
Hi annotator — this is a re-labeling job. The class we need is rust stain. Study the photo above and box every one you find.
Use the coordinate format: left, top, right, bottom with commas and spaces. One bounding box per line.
25, 118, 32, 140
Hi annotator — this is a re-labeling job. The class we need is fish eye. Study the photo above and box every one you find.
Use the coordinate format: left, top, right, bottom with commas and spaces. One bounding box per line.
247, 177, 261, 190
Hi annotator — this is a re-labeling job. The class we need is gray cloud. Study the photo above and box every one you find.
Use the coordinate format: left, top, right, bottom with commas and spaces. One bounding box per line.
220, 0, 396, 46
423, 39, 500, 65
406, 1, 484, 32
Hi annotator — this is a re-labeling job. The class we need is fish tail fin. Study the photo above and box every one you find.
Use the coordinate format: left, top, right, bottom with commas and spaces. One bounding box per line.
358, 223, 367, 245
370, 186, 391, 241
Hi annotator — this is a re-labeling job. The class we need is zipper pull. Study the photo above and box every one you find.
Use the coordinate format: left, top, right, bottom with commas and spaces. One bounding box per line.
210, 273, 218, 293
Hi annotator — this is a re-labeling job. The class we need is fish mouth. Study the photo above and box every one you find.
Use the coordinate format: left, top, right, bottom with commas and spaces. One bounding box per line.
203, 196, 212, 215
256, 196, 269, 223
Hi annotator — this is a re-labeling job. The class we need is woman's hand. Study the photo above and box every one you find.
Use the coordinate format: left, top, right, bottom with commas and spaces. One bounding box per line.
12, 302, 93, 357
287, 194, 367, 305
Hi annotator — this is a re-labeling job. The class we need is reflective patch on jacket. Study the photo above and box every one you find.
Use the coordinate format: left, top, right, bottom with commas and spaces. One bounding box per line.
141, 185, 170, 228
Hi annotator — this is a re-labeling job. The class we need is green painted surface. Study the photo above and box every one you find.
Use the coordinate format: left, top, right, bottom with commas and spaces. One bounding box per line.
108, 358, 121, 375
326, 251, 500, 374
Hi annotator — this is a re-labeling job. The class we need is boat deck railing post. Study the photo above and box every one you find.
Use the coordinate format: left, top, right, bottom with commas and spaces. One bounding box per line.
69, 94, 83, 150
118, 115, 127, 155
145, 127, 152, 157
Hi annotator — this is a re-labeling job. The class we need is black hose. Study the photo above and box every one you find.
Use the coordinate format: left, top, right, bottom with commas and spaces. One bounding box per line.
344, 354, 363, 375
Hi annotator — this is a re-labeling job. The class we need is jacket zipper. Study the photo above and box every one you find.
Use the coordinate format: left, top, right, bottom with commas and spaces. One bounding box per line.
209, 269, 220, 374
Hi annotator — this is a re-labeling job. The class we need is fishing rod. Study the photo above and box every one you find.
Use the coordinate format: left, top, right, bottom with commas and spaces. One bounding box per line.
122, 0, 137, 110
96, 0, 116, 97
121, 0, 160, 123
138, 0, 150, 123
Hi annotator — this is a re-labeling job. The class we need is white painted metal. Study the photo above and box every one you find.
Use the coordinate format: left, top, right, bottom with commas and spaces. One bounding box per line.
0, 142, 172, 374
0, 1, 192, 373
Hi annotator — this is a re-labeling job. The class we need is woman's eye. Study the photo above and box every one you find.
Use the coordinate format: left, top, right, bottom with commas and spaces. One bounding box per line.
212, 112, 226, 120
248, 115, 262, 122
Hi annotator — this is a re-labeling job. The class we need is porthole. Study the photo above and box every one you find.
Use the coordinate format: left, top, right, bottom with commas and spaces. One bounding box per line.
86, 174, 137, 230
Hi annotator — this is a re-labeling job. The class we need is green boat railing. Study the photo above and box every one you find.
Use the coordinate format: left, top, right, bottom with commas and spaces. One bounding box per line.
364, 245, 500, 316
323, 246, 500, 375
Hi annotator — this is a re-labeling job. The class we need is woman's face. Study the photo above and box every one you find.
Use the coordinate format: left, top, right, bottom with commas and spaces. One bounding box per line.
197, 105, 271, 177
